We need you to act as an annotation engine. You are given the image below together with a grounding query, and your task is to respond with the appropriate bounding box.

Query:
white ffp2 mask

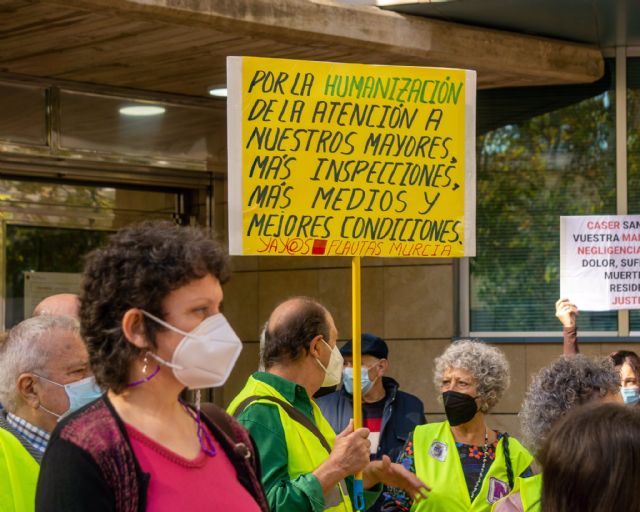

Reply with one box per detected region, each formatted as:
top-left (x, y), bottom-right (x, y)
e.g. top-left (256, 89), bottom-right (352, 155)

top-left (316, 338), bottom-right (344, 388)
top-left (141, 311), bottom-right (242, 389)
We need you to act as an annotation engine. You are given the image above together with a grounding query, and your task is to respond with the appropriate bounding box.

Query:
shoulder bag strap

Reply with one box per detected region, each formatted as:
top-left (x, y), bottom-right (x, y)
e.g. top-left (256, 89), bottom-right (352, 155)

top-left (234, 395), bottom-right (333, 453)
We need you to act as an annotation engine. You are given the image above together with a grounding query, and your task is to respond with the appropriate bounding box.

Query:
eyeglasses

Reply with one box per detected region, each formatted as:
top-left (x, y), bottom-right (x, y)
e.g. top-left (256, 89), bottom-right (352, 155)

top-left (343, 359), bottom-right (384, 369)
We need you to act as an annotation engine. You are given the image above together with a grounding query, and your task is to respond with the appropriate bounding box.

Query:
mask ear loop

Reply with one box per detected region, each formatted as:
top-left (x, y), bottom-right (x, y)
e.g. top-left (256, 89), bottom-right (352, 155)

top-left (179, 391), bottom-right (217, 457)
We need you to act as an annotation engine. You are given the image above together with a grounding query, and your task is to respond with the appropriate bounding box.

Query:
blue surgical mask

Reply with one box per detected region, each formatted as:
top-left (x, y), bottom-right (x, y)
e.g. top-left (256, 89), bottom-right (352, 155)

top-left (621, 386), bottom-right (640, 405)
top-left (342, 365), bottom-right (378, 395)
top-left (37, 375), bottom-right (102, 420)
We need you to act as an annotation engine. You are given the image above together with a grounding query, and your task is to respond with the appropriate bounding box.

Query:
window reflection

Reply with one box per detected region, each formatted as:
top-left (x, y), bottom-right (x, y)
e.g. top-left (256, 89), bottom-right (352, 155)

top-left (471, 91), bottom-right (617, 332)
top-left (59, 91), bottom-right (224, 163)
top-left (0, 82), bottom-right (47, 145)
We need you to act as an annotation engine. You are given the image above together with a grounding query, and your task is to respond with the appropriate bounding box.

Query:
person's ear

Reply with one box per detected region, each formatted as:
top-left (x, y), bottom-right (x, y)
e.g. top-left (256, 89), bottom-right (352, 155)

top-left (16, 372), bottom-right (41, 409)
top-left (122, 309), bottom-right (150, 349)
top-left (308, 335), bottom-right (325, 358)
top-left (378, 358), bottom-right (389, 376)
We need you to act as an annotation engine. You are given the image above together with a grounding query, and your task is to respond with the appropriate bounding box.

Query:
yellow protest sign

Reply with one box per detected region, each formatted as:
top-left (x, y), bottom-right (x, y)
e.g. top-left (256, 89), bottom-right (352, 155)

top-left (227, 57), bottom-right (476, 257)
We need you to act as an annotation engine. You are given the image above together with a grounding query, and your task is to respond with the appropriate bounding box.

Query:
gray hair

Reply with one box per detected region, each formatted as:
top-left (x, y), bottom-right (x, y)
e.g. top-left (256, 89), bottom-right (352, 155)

top-left (0, 315), bottom-right (79, 412)
top-left (258, 322), bottom-right (267, 372)
top-left (433, 339), bottom-right (510, 412)
top-left (519, 354), bottom-right (619, 456)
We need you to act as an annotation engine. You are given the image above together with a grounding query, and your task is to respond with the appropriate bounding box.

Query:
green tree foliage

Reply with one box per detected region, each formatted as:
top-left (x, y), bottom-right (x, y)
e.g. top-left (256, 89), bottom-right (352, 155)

top-left (471, 92), bottom-right (617, 331)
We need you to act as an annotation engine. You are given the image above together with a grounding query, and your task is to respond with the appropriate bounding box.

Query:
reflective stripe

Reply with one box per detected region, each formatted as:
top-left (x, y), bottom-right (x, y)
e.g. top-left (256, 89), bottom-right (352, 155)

top-left (325, 480), bottom-right (349, 509)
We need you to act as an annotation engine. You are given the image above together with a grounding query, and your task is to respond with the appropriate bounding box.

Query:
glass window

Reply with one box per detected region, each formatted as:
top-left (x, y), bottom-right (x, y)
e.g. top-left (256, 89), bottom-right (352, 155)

top-left (58, 90), bottom-right (224, 163)
top-left (628, 58), bottom-right (640, 332)
top-left (5, 225), bottom-right (109, 327)
top-left (1, 179), bottom-right (180, 328)
top-left (0, 81), bottom-right (47, 146)
top-left (471, 84), bottom-right (617, 332)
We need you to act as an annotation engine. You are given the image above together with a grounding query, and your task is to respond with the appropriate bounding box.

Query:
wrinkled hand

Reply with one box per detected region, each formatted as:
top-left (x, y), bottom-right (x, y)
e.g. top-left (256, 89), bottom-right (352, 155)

top-left (555, 298), bottom-right (578, 328)
top-left (314, 420), bottom-right (371, 494)
top-left (364, 455), bottom-right (430, 503)
top-left (330, 419), bottom-right (371, 476)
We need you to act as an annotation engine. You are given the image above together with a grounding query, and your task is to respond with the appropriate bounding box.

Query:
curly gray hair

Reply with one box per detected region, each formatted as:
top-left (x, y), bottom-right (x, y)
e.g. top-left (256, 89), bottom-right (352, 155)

top-left (433, 339), bottom-right (510, 413)
top-left (519, 354), bottom-right (619, 456)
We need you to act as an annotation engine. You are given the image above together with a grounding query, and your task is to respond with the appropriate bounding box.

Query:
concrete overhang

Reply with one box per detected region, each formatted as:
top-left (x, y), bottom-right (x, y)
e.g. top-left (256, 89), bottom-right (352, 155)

top-left (0, 0), bottom-right (604, 97)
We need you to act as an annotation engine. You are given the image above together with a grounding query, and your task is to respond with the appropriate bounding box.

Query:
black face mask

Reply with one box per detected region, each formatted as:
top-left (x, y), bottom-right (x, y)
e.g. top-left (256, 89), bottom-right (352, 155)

top-left (442, 390), bottom-right (478, 426)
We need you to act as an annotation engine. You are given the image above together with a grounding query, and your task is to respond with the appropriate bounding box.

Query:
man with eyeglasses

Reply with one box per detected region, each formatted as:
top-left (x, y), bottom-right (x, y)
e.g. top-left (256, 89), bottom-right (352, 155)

top-left (317, 333), bottom-right (426, 512)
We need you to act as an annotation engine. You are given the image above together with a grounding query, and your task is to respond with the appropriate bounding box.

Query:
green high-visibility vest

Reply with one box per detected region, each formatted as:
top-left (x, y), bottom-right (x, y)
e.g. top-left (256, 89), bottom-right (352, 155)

top-left (228, 376), bottom-right (352, 512)
top-left (0, 427), bottom-right (39, 512)
top-left (412, 422), bottom-right (534, 512)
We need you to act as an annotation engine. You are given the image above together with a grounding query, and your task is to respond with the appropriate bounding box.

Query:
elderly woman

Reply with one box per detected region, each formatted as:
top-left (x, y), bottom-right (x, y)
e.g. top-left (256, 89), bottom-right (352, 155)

top-left (35, 221), bottom-right (268, 512)
top-left (382, 339), bottom-right (533, 511)
top-left (493, 354), bottom-right (619, 512)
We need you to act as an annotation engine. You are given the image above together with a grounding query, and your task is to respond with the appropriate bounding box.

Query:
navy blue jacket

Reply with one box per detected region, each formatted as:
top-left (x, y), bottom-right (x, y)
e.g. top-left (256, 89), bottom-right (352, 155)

top-left (316, 377), bottom-right (425, 463)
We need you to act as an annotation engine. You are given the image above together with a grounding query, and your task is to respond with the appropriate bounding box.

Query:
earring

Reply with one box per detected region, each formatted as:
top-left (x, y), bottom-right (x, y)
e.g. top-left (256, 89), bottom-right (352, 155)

top-left (141, 353), bottom-right (149, 375)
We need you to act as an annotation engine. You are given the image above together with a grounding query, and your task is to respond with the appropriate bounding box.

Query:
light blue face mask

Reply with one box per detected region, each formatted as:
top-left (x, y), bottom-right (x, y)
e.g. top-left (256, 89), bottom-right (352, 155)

top-left (342, 365), bottom-right (378, 396)
top-left (37, 375), bottom-right (102, 420)
top-left (620, 386), bottom-right (640, 406)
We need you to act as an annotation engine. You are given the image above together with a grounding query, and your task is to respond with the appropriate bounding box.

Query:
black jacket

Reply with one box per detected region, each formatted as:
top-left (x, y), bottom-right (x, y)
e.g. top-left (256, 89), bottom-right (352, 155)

top-left (316, 377), bottom-right (425, 463)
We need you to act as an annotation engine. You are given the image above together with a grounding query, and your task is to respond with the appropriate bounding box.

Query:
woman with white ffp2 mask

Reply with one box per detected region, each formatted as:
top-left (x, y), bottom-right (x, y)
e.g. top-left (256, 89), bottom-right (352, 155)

top-left (35, 221), bottom-right (268, 512)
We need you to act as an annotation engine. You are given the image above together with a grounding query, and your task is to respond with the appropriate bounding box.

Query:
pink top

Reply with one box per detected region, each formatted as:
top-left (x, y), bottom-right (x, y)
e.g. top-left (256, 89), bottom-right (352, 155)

top-left (126, 422), bottom-right (261, 512)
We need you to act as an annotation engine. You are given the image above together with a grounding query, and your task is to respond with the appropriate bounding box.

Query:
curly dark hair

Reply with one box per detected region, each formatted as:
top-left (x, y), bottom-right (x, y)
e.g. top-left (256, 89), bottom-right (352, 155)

top-left (610, 350), bottom-right (640, 383)
top-left (80, 220), bottom-right (229, 393)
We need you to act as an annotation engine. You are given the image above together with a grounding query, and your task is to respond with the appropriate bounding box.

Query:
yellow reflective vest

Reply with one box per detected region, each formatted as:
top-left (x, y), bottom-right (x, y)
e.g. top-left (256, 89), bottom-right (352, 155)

top-left (519, 473), bottom-right (541, 511)
top-left (412, 422), bottom-right (534, 512)
top-left (490, 473), bottom-right (542, 512)
top-left (0, 427), bottom-right (39, 512)
top-left (228, 376), bottom-right (352, 512)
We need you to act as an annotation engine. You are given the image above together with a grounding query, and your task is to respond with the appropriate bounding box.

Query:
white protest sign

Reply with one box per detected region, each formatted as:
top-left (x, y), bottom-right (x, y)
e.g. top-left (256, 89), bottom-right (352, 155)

top-left (560, 215), bottom-right (640, 311)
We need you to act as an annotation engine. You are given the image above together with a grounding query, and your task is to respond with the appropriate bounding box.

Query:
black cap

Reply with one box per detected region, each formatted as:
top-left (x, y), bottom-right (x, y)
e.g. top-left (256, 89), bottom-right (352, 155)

top-left (340, 333), bottom-right (388, 359)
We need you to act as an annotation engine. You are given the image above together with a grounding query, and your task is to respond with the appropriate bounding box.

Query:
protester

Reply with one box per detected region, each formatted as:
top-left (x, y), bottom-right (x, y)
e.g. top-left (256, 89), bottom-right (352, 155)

top-left (32, 294), bottom-right (80, 318)
top-left (610, 350), bottom-right (640, 405)
top-left (554, 298), bottom-right (579, 356)
top-left (556, 298), bottom-right (640, 405)
top-left (539, 402), bottom-right (640, 512)
top-left (0, 293), bottom-right (81, 415)
top-left (382, 339), bottom-right (533, 511)
top-left (492, 354), bottom-right (620, 512)
top-left (317, 333), bottom-right (425, 512)
top-left (0, 315), bottom-right (99, 512)
top-left (228, 296), bottom-right (429, 512)
top-left (35, 220), bottom-right (268, 512)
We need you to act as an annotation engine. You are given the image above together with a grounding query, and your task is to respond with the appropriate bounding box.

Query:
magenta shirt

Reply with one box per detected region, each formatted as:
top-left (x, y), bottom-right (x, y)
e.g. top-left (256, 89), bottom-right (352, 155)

top-left (126, 423), bottom-right (261, 512)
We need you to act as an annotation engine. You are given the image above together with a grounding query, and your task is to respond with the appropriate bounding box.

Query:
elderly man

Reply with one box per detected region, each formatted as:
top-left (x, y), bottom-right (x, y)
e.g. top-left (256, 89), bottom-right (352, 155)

top-left (0, 295), bottom-right (80, 416)
top-left (228, 296), bottom-right (428, 512)
top-left (317, 334), bottom-right (425, 512)
top-left (32, 293), bottom-right (80, 318)
top-left (0, 315), bottom-right (101, 511)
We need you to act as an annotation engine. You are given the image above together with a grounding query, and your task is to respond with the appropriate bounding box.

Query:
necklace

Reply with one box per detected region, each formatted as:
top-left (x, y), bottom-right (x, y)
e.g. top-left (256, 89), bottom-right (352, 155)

top-left (470, 428), bottom-right (489, 501)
